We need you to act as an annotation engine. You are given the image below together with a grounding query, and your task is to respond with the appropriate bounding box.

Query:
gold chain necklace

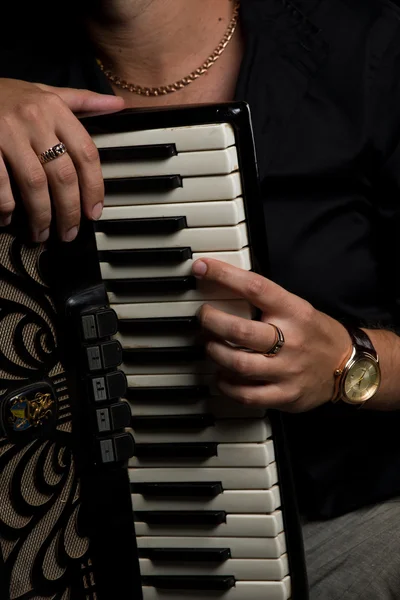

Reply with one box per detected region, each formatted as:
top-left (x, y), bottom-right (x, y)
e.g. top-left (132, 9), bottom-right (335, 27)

top-left (97, 0), bottom-right (240, 97)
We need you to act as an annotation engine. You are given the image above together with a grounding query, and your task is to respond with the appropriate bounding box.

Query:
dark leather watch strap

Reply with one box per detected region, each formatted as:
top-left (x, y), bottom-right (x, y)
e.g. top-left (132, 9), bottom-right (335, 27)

top-left (345, 326), bottom-right (377, 358)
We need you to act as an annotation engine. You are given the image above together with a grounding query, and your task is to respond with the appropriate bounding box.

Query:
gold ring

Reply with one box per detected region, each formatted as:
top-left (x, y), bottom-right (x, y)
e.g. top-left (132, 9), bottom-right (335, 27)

top-left (38, 142), bottom-right (67, 165)
top-left (232, 323), bottom-right (285, 357)
top-left (263, 323), bottom-right (285, 357)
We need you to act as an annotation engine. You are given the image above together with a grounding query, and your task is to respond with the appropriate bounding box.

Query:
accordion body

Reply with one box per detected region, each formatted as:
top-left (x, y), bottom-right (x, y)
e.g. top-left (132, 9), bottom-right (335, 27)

top-left (0, 103), bottom-right (308, 599)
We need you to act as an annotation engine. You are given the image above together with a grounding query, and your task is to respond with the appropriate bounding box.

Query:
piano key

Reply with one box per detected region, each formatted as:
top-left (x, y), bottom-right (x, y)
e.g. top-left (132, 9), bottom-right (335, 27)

top-left (95, 222), bottom-right (248, 251)
top-left (139, 556), bottom-right (289, 581)
top-left (117, 330), bottom-right (199, 348)
top-left (99, 143), bottom-right (177, 161)
top-left (135, 510), bottom-right (227, 526)
top-left (107, 279), bottom-right (240, 304)
top-left (141, 575), bottom-right (235, 591)
top-left (104, 175), bottom-right (182, 194)
top-left (100, 247), bottom-right (252, 279)
top-left (129, 441), bottom-right (275, 468)
top-left (131, 488), bottom-right (281, 514)
top-left (123, 346), bottom-right (204, 365)
top-left (93, 123), bottom-right (235, 152)
top-left (134, 512), bottom-right (284, 538)
top-left (137, 534), bottom-right (287, 559)
top-left (129, 418), bottom-right (272, 443)
top-left (100, 147), bottom-right (238, 179)
top-left (120, 358), bottom-right (214, 375)
top-left (142, 578), bottom-right (291, 600)
top-left (132, 414), bottom-right (215, 430)
top-left (138, 548), bottom-right (232, 562)
top-left (99, 247), bottom-right (193, 265)
top-left (128, 463), bottom-right (278, 489)
top-left (118, 316), bottom-right (198, 334)
top-left (95, 216), bottom-right (187, 234)
top-left (113, 299), bottom-right (252, 321)
top-left (106, 276), bottom-right (196, 295)
top-left (101, 197), bottom-right (245, 227)
top-left (104, 172), bottom-right (242, 206)
top-left (131, 482), bottom-right (224, 498)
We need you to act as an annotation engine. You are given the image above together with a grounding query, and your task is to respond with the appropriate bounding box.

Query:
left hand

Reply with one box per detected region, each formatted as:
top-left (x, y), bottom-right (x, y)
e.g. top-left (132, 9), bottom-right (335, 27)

top-left (192, 258), bottom-right (351, 413)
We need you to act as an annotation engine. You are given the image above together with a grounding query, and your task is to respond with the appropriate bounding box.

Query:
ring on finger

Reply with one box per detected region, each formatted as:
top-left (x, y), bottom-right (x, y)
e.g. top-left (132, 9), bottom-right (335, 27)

top-left (38, 142), bottom-right (67, 165)
top-left (235, 322), bottom-right (285, 358)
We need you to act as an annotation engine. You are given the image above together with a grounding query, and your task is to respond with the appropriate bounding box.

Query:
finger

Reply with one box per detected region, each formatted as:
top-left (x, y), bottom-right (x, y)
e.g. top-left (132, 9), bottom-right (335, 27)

top-left (216, 375), bottom-right (293, 410)
top-left (199, 304), bottom-right (277, 353)
top-left (55, 117), bottom-right (104, 222)
top-left (192, 259), bottom-right (293, 312)
top-left (35, 83), bottom-right (125, 115)
top-left (32, 137), bottom-right (80, 242)
top-left (3, 140), bottom-right (52, 242)
top-left (0, 153), bottom-right (15, 226)
top-left (206, 339), bottom-right (273, 380)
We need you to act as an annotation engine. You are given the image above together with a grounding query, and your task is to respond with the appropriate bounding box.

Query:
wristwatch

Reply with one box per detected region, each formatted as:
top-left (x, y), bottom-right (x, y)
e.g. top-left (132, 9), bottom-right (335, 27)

top-left (332, 326), bottom-right (381, 406)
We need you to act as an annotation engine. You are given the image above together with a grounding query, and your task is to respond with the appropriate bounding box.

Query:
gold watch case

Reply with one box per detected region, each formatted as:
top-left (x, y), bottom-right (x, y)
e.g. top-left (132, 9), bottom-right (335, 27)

top-left (337, 347), bottom-right (381, 405)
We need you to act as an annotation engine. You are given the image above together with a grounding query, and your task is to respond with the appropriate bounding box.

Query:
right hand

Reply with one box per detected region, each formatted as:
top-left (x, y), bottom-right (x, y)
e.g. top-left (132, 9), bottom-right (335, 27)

top-left (0, 78), bottom-right (125, 242)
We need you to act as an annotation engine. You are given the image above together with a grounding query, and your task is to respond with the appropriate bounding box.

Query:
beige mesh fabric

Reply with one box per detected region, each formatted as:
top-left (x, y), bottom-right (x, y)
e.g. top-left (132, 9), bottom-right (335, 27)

top-left (64, 505), bottom-right (90, 559)
top-left (0, 233), bottom-right (17, 273)
top-left (20, 244), bottom-right (47, 286)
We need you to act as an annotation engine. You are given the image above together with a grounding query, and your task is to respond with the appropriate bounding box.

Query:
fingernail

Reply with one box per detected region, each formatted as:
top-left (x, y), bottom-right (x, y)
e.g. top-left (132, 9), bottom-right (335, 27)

top-left (192, 260), bottom-right (208, 278)
top-left (0, 214), bottom-right (12, 227)
top-left (37, 228), bottom-right (50, 242)
top-left (92, 202), bottom-right (103, 220)
top-left (63, 226), bottom-right (79, 242)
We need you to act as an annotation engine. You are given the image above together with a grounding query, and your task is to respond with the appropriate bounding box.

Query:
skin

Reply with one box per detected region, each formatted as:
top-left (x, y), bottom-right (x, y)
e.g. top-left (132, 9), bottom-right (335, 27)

top-left (1, 0), bottom-right (399, 412)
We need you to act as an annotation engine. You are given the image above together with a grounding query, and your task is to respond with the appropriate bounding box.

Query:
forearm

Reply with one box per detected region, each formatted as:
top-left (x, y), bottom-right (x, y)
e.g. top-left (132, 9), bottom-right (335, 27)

top-left (363, 328), bottom-right (400, 410)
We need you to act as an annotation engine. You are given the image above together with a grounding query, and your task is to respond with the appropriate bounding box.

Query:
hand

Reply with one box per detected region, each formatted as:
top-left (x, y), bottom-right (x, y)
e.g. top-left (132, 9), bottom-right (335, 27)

top-left (192, 258), bottom-right (351, 413)
top-left (0, 78), bottom-right (124, 242)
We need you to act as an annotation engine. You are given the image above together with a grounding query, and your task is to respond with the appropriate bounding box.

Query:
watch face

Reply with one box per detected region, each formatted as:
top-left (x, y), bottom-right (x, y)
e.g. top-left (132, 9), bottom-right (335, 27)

top-left (344, 357), bottom-right (381, 403)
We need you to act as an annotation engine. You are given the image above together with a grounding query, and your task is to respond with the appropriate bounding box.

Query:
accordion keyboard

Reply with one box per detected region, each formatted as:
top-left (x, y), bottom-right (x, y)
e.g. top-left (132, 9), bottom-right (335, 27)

top-left (87, 104), bottom-right (307, 600)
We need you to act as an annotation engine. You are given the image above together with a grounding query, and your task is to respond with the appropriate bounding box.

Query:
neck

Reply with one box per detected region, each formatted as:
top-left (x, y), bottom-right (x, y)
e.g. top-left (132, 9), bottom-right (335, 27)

top-left (86, 0), bottom-right (238, 89)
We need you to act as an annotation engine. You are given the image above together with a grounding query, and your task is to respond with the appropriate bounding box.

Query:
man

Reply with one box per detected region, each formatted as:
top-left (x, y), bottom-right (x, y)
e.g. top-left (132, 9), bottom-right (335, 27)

top-left (1, 0), bottom-right (400, 597)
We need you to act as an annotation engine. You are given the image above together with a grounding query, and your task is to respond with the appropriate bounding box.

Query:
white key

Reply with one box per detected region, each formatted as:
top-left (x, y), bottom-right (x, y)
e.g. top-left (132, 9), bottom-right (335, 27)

top-left (130, 441), bottom-right (275, 468)
top-left (139, 556), bottom-right (289, 581)
top-left (132, 488), bottom-right (281, 514)
top-left (129, 463), bottom-right (278, 489)
top-left (117, 331), bottom-right (198, 348)
top-left (129, 396), bottom-right (266, 419)
top-left (137, 534), bottom-right (287, 559)
top-left (100, 147), bottom-right (239, 179)
top-left (104, 173), bottom-right (242, 205)
top-left (101, 198), bottom-right (245, 227)
top-left (95, 222), bottom-right (248, 251)
top-left (93, 123), bottom-right (235, 152)
top-left (134, 512), bottom-right (284, 538)
top-left (101, 248), bottom-right (252, 280)
top-left (120, 359), bottom-right (215, 375)
top-left (107, 280), bottom-right (240, 304)
top-left (113, 299), bottom-right (252, 320)
top-left (142, 579), bottom-right (291, 600)
top-left (129, 419), bottom-right (271, 443)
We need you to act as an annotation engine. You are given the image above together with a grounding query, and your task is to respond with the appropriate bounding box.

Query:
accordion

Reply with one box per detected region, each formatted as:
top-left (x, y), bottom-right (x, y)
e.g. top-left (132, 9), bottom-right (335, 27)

top-left (0, 103), bottom-right (308, 599)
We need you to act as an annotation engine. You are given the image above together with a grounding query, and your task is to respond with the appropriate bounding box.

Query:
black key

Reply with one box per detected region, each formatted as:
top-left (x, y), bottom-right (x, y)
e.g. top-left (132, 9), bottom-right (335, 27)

top-left (81, 308), bottom-right (118, 340)
top-left (141, 575), bottom-right (236, 591)
top-left (130, 482), bottom-right (223, 497)
top-left (106, 276), bottom-right (196, 294)
top-left (96, 402), bottom-right (132, 433)
top-left (99, 143), bottom-right (177, 161)
top-left (104, 175), bottom-right (182, 194)
top-left (89, 371), bottom-right (127, 403)
top-left (118, 316), bottom-right (198, 334)
top-left (98, 432), bottom-right (135, 464)
top-left (123, 346), bottom-right (204, 365)
top-left (125, 385), bottom-right (209, 402)
top-left (138, 548), bottom-right (231, 562)
top-left (96, 216), bottom-right (187, 235)
top-left (85, 340), bottom-right (123, 372)
top-left (98, 247), bottom-right (192, 265)
top-left (135, 511), bottom-right (226, 526)
top-left (131, 414), bottom-right (214, 430)
top-left (134, 442), bottom-right (218, 459)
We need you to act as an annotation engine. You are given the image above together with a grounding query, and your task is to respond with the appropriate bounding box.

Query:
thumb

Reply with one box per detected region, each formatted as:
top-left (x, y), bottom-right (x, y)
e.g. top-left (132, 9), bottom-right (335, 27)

top-left (35, 83), bottom-right (125, 115)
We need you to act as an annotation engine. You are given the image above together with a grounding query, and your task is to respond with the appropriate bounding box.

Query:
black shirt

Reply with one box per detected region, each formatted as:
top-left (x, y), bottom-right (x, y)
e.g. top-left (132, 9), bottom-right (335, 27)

top-left (2, 0), bottom-right (400, 519)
